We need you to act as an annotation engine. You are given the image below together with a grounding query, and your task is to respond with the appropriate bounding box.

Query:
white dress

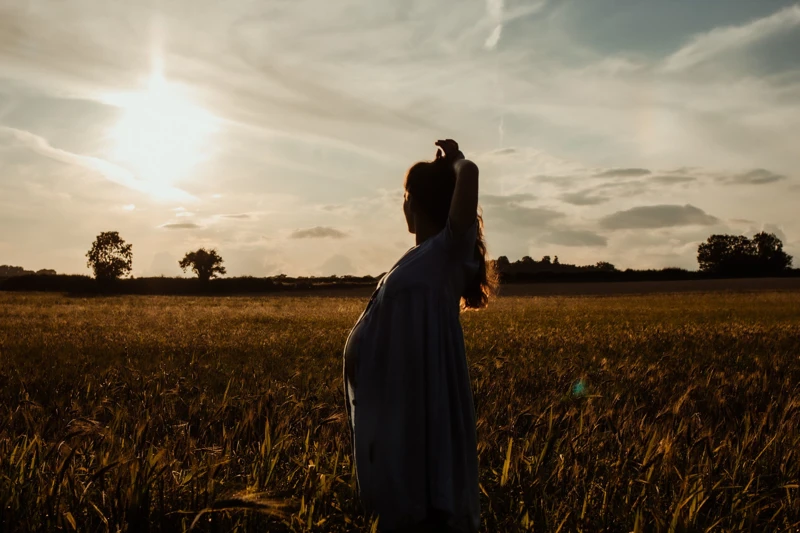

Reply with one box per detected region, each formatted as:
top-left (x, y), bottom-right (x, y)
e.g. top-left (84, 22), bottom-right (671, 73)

top-left (344, 220), bottom-right (480, 532)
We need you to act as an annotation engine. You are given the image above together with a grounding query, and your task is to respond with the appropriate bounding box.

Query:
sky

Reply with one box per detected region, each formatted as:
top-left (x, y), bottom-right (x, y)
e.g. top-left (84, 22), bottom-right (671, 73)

top-left (1, 0), bottom-right (799, 276)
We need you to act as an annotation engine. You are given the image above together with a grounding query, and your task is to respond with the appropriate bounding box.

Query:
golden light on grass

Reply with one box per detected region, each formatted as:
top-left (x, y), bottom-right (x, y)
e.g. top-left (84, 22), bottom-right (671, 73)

top-left (1, 292), bottom-right (799, 531)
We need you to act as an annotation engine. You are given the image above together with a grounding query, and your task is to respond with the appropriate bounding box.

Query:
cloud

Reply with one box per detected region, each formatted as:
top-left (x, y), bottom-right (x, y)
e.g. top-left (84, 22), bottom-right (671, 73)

top-left (480, 193), bottom-right (565, 228)
top-left (762, 224), bottom-right (787, 242)
top-left (651, 175), bottom-right (697, 185)
top-left (487, 205), bottom-right (565, 228)
top-left (594, 168), bottom-right (651, 178)
top-left (148, 251), bottom-right (180, 276)
top-left (484, 0), bottom-right (504, 50)
top-left (218, 213), bottom-right (252, 219)
top-left (290, 226), bottom-right (348, 239)
top-left (726, 168), bottom-right (787, 185)
top-left (599, 204), bottom-right (719, 230)
top-left (662, 5), bottom-right (800, 73)
top-left (482, 193), bottom-right (535, 206)
top-left (161, 223), bottom-right (201, 230)
top-left (0, 126), bottom-right (195, 202)
top-left (559, 190), bottom-right (608, 206)
top-left (540, 229), bottom-right (608, 247)
top-left (318, 254), bottom-right (355, 276)
top-left (555, 170), bottom-right (700, 208)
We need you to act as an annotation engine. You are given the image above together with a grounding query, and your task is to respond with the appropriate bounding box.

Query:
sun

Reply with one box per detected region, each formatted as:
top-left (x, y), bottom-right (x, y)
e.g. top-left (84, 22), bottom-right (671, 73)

top-left (107, 72), bottom-right (218, 185)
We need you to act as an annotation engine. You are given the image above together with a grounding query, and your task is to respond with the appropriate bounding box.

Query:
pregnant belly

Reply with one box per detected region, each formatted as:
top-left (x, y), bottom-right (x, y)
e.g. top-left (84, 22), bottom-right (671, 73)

top-left (344, 316), bottom-right (368, 431)
top-left (344, 317), bottom-right (365, 388)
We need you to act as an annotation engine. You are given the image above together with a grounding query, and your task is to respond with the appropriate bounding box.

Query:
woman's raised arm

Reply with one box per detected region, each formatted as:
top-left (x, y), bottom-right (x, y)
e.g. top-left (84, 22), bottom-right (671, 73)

top-left (436, 139), bottom-right (479, 237)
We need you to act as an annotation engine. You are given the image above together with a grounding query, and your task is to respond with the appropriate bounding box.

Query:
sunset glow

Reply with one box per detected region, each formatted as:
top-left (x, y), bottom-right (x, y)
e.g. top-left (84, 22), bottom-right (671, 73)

top-left (107, 71), bottom-right (217, 186)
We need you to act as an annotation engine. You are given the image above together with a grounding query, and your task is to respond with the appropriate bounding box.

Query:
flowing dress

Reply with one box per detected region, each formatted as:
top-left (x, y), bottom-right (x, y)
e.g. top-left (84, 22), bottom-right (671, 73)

top-left (343, 220), bottom-right (480, 532)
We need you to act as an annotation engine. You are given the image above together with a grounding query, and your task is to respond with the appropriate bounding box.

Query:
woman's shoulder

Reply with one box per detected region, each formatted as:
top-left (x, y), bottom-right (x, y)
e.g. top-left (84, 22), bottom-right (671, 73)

top-left (380, 243), bottom-right (448, 297)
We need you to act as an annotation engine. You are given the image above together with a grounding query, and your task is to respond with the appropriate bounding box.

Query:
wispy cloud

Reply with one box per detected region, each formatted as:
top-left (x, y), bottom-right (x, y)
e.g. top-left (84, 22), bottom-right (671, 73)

top-left (560, 190), bottom-right (609, 206)
top-left (484, 0), bottom-right (504, 50)
top-left (662, 5), bottom-right (800, 72)
top-left (540, 229), bottom-right (608, 247)
top-left (595, 168), bottom-right (651, 178)
top-left (161, 222), bottom-right (201, 230)
top-left (599, 205), bottom-right (720, 230)
top-left (725, 169), bottom-right (788, 185)
top-left (290, 226), bottom-right (348, 239)
top-left (0, 126), bottom-right (194, 202)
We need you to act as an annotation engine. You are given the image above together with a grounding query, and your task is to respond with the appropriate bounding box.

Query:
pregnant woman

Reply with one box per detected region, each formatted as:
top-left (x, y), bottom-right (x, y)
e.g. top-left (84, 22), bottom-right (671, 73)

top-left (344, 139), bottom-right (496, 532)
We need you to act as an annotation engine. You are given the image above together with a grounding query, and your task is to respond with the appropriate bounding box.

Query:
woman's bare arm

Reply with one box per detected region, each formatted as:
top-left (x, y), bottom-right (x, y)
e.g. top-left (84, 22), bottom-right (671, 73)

top-left (435, 139), bottom-right (478, 237)
top-left (448, 159), bottom-right (479, 237)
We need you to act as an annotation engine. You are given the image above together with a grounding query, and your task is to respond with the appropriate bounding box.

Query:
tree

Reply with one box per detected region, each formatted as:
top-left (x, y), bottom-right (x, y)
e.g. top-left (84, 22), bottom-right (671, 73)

top-left (495, 256), bottom-right (510, 272)
top-left (179, 248), bottom-right (226, 282)
top-left (0, 265), bottom-right (33, 277)
top-left (752, 232), bottom-right (793, 274)
top-left (697, 232), bottom-right (792, 275)
top-left (594, 261), bottom-right (617, 272)
top-left (541, 255), bottom-right (551, 264)
top-left (86, 231), bottom-right (132, 281)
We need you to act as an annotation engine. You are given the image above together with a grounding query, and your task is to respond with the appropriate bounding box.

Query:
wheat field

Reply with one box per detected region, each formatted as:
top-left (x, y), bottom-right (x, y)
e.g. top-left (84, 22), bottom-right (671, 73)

top-left (1, 291), bottom-right (799, 532)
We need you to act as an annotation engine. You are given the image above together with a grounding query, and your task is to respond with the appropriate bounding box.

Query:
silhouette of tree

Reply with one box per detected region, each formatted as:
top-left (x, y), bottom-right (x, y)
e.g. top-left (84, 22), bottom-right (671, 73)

top-left (0, 265), bottom-right (33, 277)
top-left (553, 256), bottom-right (560, 265)
top-left (594, 261), bottom-right (617, 272)
top-left (752, 232), bottom-right (793, 274)
top-left (179, 248), bottom-right (226, 282)
top-left (698, 232), bottom-right (792, 275)
top-left (86, 232), bottom-right (132, 281)
top-left (541, 255), bottom-right (552, 264)
top-left (495, 256), bottom-right (510, 272)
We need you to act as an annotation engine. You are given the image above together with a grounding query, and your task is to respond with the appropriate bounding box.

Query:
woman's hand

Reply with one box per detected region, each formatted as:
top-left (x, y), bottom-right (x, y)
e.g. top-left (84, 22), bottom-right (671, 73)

top-left (435, 139), bottom-right (465, 163)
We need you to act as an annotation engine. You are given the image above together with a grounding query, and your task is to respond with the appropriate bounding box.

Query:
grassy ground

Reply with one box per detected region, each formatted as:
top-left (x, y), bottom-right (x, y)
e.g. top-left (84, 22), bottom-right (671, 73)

top-left (1, 292), bottom-right (799, 532)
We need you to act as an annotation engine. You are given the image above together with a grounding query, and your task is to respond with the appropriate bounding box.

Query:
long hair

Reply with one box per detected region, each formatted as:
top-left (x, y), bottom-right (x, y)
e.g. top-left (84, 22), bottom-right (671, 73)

top-left (404, 159), bottom-right (498, 310)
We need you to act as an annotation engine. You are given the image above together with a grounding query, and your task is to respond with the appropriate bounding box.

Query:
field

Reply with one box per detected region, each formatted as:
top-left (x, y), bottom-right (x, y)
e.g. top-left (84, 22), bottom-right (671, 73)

top-left (1, 291), bottom-right (800, 532)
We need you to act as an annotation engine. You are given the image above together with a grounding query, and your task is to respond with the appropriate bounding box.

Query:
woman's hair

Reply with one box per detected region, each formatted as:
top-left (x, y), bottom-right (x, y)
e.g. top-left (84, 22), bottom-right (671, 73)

top-left (404, 159), bottom-right (498, 309)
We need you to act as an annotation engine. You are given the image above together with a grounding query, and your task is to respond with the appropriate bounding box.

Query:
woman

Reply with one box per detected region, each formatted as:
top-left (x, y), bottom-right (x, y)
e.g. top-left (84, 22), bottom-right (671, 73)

top-left (344, 139), bottom-right (496, 532)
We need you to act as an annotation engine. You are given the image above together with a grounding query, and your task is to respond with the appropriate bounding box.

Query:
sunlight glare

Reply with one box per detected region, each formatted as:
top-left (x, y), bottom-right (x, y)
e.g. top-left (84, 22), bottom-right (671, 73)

top-left (107, 72), bottom-right (218, 186)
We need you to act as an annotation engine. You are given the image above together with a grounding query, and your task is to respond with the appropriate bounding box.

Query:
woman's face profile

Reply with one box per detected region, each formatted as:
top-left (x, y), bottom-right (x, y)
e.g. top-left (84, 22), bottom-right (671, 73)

top-left (403, 191), bottom-right (415, 234)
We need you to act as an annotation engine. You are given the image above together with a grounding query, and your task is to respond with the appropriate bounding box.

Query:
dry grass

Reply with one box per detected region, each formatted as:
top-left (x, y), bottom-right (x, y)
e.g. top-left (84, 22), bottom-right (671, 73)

top-left (1, 292), bottom-right (799, 532)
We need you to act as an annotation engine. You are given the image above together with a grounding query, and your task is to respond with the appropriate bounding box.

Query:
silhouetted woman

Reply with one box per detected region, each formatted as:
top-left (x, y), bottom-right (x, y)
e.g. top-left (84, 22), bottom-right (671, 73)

top-left (344, 139), bottom-right (496, 532)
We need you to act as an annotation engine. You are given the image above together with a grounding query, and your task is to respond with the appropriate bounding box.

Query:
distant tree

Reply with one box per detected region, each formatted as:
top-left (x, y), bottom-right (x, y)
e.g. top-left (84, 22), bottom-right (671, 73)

top-left (698, 235), bottom-right (750, 274)
top-left (752, 232), bottom-right (793, 274)
top-left (496, 256), bottom-right (510, 272)
top-left (541, 255), bottom-right (552, 264)
top-left (698, 232), bottom-right (791, 275)
top-left (0, 265), bottom-right (33, 277)
top-left (521, 256), bottom-right (534, 265)
top-left (594, 261), bottom-right (617, 272)
top-left (179, 248), bottom-right (226, 282)
top-left (553, 256), bottom-right (560, 265)
top-left (86, 231), bottom-right (133, 281)
top-left (35, 269), bottom-right (57, 276)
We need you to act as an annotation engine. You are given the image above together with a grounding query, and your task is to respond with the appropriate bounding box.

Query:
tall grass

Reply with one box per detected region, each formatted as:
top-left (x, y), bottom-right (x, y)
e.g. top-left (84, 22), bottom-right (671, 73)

top-left (1, 292), bottom-right (799, 531)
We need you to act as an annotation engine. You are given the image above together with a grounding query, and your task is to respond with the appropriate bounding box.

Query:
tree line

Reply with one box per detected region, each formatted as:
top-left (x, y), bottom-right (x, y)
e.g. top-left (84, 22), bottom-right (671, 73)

top-left (1, 230), bottom-right (795, 292)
